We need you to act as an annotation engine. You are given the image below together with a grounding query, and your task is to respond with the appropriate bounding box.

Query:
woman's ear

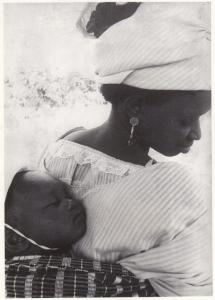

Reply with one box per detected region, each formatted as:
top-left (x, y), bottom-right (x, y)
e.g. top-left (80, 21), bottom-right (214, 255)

top-left (5, 227), bottom-right (30, 257)
top-left (121, 95), bottom-right (143, 118)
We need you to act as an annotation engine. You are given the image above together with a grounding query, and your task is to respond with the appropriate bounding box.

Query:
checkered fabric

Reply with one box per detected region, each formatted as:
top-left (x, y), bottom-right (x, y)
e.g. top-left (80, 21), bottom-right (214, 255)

top-left (5, 255), bottom-right (158, 297)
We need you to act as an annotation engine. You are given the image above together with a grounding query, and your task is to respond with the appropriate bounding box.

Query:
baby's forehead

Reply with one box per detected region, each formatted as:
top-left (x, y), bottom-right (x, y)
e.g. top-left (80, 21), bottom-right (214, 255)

top-left (25, 170), bottom-right (56, 180)
top-left (14, 170), bottom-right (66, 200)
top-left (22, 170), bottom-right (61, 186)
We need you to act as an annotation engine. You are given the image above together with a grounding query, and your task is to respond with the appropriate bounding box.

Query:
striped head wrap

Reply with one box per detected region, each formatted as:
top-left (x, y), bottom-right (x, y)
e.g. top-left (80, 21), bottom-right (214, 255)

top-left (94, 2), bottom-right (211, 90)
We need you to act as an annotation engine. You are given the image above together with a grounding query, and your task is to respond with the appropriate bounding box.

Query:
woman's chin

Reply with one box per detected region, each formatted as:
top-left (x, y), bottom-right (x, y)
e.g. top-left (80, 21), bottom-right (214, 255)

top-left (153, 146), bottom-right (181, 157)
top-left (156, 145), bottom-right (192, 157)
top-left (179, 147), bottom-right (191, 154)
top-left (176, 145), bottom-right (192, 154)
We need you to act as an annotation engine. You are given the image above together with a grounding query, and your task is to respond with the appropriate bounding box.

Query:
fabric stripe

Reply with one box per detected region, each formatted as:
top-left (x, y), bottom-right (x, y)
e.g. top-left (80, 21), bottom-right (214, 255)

top-left (87, 273), bottom-right (96, 297)
top-left (54, 270), bottom-right (64, 297)
top-left (24, 274), bottom-right (34, 297)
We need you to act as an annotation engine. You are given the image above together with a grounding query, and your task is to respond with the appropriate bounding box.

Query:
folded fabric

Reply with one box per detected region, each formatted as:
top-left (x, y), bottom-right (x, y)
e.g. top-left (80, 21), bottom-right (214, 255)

top-left (95, 2), bottom-right (210, 90)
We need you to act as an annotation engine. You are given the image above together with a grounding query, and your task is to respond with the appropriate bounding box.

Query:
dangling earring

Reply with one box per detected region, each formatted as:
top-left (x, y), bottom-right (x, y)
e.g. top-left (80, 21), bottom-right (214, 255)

top-left (128, 117), bottom-right (139, 146)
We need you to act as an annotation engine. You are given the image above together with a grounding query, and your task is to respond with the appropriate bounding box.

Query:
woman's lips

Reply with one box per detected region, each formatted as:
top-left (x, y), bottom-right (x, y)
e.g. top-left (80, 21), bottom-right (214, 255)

top-left (178, 142), bottom-right (193, 153)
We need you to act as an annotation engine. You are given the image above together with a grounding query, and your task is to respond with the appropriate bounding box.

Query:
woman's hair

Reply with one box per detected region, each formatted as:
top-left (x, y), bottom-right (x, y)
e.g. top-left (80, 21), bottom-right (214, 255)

top-left (101, 84), bottom-right (175, 106)
top-left (100, 84), bottom-right (208, 107)
top-left (86, 2), bottom-right (140, 37)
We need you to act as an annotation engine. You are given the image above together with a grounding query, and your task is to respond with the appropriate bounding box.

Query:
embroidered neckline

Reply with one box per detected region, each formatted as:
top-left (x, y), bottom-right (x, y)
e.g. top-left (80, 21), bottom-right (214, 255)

top-left (58, 139), bottom-right (153, 169)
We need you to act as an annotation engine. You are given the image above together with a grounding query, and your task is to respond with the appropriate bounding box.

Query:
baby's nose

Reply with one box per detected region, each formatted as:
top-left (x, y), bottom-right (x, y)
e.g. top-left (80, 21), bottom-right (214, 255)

top-left (66, 199), bottom-right (81, 210)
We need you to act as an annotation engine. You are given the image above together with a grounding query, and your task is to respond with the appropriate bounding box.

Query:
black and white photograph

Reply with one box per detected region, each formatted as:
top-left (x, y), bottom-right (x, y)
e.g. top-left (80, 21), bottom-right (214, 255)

top-left (3, 1), bottom-right (212, 297)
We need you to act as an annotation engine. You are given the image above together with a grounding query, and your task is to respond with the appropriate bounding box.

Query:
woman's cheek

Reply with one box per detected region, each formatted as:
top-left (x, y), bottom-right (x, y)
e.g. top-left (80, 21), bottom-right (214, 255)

top-left (178, 126), bottom-right (191, 139)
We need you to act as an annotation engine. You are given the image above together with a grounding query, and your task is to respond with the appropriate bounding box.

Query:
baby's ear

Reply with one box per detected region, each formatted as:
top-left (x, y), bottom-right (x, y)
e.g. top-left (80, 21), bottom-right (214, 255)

top-left (5, 227), bottom-right (30, 257)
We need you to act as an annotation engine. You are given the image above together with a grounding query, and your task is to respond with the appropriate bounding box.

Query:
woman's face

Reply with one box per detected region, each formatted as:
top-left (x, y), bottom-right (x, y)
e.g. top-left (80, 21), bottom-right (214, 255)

top-left (136, 91), bottom-right (211, 156)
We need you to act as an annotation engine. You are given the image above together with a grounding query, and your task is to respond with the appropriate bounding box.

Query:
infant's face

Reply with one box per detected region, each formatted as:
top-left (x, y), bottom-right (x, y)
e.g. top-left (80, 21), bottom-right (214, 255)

top-left (17, 171), bottom-right (86, 249)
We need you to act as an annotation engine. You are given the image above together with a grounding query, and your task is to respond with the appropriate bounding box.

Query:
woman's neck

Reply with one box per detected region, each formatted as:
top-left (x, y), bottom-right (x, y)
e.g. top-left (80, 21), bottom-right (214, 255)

top-left (98, 123), bottom-right (150, 166)
top-left (75, 111), bottom-right (151, 166)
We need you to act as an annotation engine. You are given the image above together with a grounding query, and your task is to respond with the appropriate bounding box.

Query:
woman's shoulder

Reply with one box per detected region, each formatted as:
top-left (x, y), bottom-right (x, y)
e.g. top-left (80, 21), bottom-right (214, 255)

top-left (39, 139), bottom-right (93, 165)
top-left (39, 127), bottom-right (92, 163)
top-left (58, 127), bottom-right (86, 140)
top-left (61, 127), bottom-right (100, 147)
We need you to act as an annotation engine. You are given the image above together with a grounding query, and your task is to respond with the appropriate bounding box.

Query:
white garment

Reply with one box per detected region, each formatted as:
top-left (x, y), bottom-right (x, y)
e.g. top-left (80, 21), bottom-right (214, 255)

top-left (39, 140), bottom-right (212, 296)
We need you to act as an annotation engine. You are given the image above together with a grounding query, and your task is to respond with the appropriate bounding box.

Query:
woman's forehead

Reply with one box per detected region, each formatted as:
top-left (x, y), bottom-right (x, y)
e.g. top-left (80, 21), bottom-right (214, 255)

top-left (163, 91), bottom-right (211, 116)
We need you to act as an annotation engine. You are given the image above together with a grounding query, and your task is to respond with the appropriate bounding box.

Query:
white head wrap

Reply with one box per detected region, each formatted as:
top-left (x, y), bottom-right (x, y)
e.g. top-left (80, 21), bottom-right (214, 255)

top-left (95, 2), bottom-right (210, 90)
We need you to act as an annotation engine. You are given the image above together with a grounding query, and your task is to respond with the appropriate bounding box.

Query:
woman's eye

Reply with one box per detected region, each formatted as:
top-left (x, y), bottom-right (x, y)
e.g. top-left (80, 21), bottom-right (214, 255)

top-left (180, 119), bottom-right (190, 127)
top-left (180, 117), bottom-right (197, 127)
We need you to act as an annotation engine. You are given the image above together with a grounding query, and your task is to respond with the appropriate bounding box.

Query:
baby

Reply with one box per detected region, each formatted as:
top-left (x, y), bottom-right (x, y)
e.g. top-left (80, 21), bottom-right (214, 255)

top-left (5, 169), bottom-right (86, 258)
top-left (5, 171), bottom-right (157, 297)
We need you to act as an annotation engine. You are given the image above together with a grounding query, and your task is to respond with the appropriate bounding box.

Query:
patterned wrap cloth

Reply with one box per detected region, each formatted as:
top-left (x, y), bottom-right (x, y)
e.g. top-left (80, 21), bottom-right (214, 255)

top-left (5, 255), bottom-right (157, 298)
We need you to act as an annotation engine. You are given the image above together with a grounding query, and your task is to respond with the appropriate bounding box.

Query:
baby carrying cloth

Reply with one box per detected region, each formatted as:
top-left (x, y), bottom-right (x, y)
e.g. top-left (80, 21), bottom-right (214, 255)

top-left (5, 255), bottom-right (157, 297)
top-left (95, 2), bottom-right (211, 90)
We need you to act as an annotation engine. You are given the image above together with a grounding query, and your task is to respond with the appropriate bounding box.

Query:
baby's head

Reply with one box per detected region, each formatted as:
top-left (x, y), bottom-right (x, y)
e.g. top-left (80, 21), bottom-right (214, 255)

top-left (5, 169), bottom-right (86, 258)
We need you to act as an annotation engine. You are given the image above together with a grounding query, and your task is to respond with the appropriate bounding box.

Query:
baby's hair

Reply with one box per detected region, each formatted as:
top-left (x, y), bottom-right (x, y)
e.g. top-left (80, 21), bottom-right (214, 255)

top-left (86, 2), bottom-right (140, 37)
top-left (5, 169), bottom-right (33, 226)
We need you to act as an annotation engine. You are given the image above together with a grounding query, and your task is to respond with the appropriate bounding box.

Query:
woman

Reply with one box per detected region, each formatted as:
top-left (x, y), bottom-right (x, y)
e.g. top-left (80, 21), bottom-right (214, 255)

top-left (39, 2), bottom-right (211, 296)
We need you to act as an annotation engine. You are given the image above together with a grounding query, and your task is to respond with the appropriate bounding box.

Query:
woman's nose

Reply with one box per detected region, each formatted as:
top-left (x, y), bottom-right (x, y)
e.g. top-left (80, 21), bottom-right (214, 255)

top-left (189, 120), bottom-right (201, 141)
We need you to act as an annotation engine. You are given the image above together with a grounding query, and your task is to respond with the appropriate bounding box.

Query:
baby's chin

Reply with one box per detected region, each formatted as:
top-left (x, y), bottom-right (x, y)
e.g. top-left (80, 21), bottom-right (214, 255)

top-left (72, 224), bottom-right (87, 243)
top-left (39, 221), bottom-right (86, 249)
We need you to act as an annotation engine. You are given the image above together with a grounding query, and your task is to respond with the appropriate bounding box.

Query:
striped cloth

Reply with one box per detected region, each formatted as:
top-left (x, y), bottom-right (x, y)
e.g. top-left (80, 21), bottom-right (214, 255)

top-left (5, 255), bottom-right (157, 297)
top-left (94, 2), bottom-right (210, 90)
top-left (39, 139), bottom-right (212, 296)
